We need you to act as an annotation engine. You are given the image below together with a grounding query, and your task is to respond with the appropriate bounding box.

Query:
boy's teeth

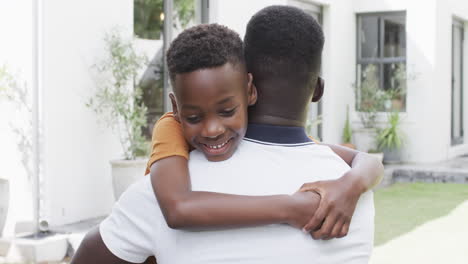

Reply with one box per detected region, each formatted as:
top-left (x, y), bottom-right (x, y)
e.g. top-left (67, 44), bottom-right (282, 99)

top-left (207, 141), bottom-right (228, 149)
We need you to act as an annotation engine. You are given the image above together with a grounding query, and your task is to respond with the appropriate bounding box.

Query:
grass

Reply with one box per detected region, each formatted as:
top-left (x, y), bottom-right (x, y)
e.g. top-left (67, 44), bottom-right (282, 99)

top-left (374, 183), bottom-right (468, 246)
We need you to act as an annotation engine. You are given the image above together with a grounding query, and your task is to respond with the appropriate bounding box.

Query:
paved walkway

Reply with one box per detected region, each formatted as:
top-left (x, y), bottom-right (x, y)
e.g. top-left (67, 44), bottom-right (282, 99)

top-left (370, 200), bottom-right (468, 264)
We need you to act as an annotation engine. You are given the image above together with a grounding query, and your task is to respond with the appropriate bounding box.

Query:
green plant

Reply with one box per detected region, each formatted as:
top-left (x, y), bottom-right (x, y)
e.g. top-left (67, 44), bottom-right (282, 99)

top-left (134, 0), bottom-right (195, 39)
top-left (306, 115), bottom-right (322, 141)
top-left (0, 65), bottom-right (33, 180)
top-left (342, 105), bottom-right (352, 143)
top-left (354, 64), bottom-right (385, 128)
top-left (377, 111), bottom-right (404, 151)
top-left (87, 29), bottom-right (149, 160)
top-left (387, 63), bottom-right (407, 100)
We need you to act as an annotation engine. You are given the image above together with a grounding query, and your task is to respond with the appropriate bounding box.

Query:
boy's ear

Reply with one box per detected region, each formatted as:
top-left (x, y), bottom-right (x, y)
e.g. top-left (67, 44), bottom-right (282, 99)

top-left (311, 77), bottom-right (324, 103)
top-left (247, 73), bottom-right (258, 106)
top-left (169, 93), bottom-right (180, 122)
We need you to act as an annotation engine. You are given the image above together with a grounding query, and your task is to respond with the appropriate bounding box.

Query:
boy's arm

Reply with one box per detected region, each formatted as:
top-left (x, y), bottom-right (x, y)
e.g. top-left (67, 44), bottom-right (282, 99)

top-left (149, 113), bottom-right (320, 229)
top-left (300, 143), bottom-right (384, 239)
top-left (151, 156), bottom-right (320, 229)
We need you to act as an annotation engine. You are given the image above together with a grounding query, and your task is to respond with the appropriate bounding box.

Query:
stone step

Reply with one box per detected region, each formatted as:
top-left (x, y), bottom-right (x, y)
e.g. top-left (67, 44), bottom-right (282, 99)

top-left (392, 168), bottom-right (468, 184)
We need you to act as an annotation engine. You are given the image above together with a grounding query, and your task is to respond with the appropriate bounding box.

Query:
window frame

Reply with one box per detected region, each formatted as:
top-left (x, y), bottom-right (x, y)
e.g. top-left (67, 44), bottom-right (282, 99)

top-left (451, 18), bottom-right (464, 145)
top-left (356, 11), bottom-right (407, 112)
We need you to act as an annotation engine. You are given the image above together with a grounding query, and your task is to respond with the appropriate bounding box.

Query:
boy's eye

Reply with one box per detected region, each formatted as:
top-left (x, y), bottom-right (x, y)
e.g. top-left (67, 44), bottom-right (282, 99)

top-left (185, 115), bottom-right (201, 124)
top-left (219, 108), bottom-right (236, 117)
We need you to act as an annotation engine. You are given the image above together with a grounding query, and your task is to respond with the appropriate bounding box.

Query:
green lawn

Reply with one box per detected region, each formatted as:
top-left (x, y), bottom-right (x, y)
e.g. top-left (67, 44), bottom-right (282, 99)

top-left (374, 183), bottom-right (468, 246)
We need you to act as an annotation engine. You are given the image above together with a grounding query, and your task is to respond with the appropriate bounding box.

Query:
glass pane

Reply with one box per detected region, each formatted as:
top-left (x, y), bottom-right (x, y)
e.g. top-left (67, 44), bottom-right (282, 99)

top-left (357, 64), bottom-right (382, 110)
top-left (140, 50), bottom-right (165, 138)
top-left (383, 63), bottom-right (406, 111)
top-left (134, 0), bottom-right (196, 40)
top-left (173, 0), bottom-right (196, 31)
top-left (134, 0), bottom-right (164, 40)
top-left (360, 16), bottom-right (379, 59)
top-left (137, 0), bottom-right (197, 138)
top-left (383, 16), bottom-right (406, 58)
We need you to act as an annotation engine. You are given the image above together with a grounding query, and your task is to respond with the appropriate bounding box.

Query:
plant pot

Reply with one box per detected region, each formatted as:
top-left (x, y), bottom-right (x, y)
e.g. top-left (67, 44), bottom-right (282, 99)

top-left (382, 148), bottom-right (402, 164)
top-left (391, 99), bottom-right (404, 111)
top-left (353, 128), bottom-right (378, 152)
top-left (0, 178), bottom-right (9, 237)
top-left (110, 159), bottom-right (148, 200)
top-left (15, 233), bottom-right (68, 263)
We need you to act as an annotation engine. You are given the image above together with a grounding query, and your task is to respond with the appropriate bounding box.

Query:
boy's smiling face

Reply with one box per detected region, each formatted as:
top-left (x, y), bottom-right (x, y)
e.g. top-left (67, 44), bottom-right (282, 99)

top-left (171, 63), bottom-right (257, 162)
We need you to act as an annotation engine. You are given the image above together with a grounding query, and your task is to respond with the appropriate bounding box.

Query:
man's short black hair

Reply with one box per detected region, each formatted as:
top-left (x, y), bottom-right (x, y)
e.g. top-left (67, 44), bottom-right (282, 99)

top-left (167, 23), bottom-right (245, 83)
top-left (244, 5), bottom-right (324, 87)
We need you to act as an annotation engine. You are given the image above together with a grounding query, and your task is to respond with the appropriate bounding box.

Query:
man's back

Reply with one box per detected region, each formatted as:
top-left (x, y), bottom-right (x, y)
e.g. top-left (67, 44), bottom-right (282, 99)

top-left (100, 137), bottom-right (374, 264)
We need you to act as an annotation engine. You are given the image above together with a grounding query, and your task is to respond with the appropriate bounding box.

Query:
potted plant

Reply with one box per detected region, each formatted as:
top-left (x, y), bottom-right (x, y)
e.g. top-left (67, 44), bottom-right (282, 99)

top-left (341, 105), bottom-right (355, 149)
top-left (0, 65), bottom-right (33, 236)
top-left (377, 111), bottom-right (404, 164)
top-left (87, 29), bottom-right (149, 200)
top-left (306, 115), bottom-right (322, 142)
top-left (352, 64), bottom-right (384, 152)
top-left (383, 63), bottom-right (408, 112)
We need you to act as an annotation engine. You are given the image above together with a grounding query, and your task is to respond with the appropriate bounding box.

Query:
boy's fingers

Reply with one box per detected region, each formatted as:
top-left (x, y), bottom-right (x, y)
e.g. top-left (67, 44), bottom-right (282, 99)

top-left (311, 214), bottom-right (336, 240)
top-left (303, 203), bottom-right (327, 232)
top-left (326, 220), bottom-right (344, 240)
top-left (339, 222), bottom-right (350, 238)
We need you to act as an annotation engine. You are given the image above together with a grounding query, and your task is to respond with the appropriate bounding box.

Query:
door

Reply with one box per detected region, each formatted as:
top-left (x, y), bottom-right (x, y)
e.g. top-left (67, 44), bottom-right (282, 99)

top-left (452, 19), bottom-right (464, 145)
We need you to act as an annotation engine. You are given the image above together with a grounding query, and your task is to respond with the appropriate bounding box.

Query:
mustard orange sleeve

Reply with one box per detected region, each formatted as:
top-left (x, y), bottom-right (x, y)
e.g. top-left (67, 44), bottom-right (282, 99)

top-left (308, 136), bottom-right (320, 144)
top-left (144, 112), bottom-right (190, 175)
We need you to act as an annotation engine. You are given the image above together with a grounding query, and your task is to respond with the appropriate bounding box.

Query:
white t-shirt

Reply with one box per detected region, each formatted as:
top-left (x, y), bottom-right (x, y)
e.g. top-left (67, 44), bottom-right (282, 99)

top-left (100, 139), bottom-right (374, 264)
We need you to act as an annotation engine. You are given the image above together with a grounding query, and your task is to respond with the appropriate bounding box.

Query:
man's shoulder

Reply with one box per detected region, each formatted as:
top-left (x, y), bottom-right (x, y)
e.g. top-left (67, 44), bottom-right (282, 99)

top-left (116, 176), bottom-right (155, 206)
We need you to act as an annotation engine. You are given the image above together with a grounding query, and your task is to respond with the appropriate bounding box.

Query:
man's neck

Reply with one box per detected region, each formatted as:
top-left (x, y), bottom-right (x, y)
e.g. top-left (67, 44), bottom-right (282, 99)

top-left (248, 114), bottom-right (305, 127)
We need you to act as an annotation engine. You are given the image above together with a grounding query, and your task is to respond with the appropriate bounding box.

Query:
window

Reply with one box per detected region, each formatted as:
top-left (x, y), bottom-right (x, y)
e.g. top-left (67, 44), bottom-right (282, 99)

top-left (356, 12), bottom-right (406, 112)
top-left (451, 19), bottom-right (464, 145)
top-left (134, 0), bottom-right (196, 40)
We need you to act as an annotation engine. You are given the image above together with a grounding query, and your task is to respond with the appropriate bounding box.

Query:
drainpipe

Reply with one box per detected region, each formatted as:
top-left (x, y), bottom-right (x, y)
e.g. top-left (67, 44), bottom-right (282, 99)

top-left (162, 0), bottom-right (173, 113)
top-left (31, 0), bottom-right (41, 236)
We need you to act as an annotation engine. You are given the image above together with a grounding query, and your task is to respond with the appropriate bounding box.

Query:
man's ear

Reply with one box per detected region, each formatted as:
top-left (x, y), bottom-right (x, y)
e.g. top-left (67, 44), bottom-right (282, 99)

top-left (311, 77), bottom-right (324, 103)
top-left (247, 73), bottom-right (258, 106)
top-left (169, 93), bottom-right (180, 122)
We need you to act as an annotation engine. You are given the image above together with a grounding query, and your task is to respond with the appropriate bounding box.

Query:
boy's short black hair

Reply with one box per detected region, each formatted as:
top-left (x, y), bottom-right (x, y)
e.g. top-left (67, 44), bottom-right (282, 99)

top-left (244, 5), bottom-right (324, 86)
top-left (167, 23), bottom-right (245, 83)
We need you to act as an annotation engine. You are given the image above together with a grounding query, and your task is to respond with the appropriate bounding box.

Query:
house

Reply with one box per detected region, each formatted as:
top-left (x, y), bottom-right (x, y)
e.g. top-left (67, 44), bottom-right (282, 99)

top-left (0, 0), bottom-right (466, 240)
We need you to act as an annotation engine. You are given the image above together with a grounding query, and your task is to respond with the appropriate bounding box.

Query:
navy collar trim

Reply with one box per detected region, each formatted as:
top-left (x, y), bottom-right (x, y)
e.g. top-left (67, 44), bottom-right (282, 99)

top-left (244, 123), bottom-right (314, 145)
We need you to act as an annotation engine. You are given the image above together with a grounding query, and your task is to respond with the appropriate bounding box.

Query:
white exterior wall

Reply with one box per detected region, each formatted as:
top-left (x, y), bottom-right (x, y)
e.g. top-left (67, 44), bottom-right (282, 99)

top-left (40, 0), bottom-right (132, 226)
top-left (0, 0), bottom-right (34, 236)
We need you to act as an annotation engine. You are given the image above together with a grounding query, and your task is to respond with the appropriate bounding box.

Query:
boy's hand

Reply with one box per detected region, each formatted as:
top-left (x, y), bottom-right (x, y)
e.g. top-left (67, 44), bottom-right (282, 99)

top-left (299, 176), bottom-right (362, 240)
top-left (287, 191), bottom-right (321, 229)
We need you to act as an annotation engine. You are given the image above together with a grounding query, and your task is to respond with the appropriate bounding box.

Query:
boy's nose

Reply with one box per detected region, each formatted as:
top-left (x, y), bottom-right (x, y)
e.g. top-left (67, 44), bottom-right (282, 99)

top-left (201, 118), bottom-right (225, 139)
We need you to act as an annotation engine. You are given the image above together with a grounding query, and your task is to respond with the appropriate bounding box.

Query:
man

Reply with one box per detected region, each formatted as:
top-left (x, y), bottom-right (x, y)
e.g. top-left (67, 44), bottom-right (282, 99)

top-left (72, 6), bottom-right (376, 264)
